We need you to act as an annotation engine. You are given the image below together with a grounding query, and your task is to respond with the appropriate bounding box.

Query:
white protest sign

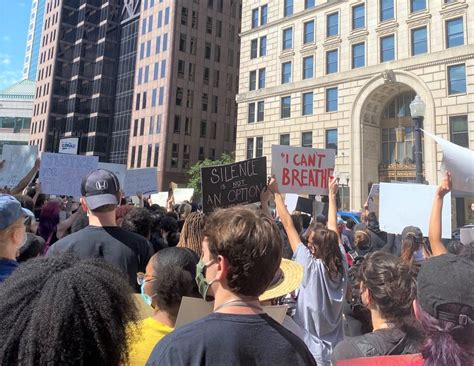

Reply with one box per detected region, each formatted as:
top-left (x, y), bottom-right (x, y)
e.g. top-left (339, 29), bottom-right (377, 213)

top-left (58, 138), bottom-right (79, 155)
top-left (423, 130), bottom-right (474, 196)
top-left (150, 192), bottom-right (169, 207)
top-left (271, 145), bottom-right (335, 195)
top-left (123, 168), bottom-right (158, 196)
top-left (0, 145), bottom-right (38, 188)
top-left (97, 163), bottom-right (127, 188)
top-left (39, 153), bottom-right (98, 197)
top-left (379, 182), bottom-right (452, 238)
top-left (173, 188), bottom-right (194, 203)
top-left (285, 193), bottom-right (299, 213)
top-left (368, 184), bottom-right (380, 214)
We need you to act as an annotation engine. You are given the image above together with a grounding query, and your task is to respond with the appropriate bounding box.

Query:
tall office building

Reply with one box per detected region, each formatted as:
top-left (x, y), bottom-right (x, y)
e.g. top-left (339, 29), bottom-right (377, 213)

top-left (128, 0), bottom-right (241, 188)
top-left (236, 0), bottom-right (473, 225)
top-left (23, 0), bottom-right (46, 80)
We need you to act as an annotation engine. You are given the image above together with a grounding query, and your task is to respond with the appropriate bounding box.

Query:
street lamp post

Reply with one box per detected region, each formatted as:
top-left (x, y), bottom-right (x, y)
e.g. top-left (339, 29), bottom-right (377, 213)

top-left (409, 95), bottom-right (426, 184)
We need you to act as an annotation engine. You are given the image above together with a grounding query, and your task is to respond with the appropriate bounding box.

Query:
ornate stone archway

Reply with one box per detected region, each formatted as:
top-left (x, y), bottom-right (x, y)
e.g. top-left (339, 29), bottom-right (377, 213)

top-left (350, 70), bottom-right (437, 209)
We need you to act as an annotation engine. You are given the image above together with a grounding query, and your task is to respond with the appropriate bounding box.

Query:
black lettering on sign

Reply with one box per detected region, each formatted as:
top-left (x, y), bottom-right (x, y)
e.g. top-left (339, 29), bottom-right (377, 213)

top-left (201, 157), bottom-right (267, 213)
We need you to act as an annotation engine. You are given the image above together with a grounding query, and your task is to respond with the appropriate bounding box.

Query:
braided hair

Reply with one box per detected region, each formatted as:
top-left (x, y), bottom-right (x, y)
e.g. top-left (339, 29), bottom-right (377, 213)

top-left (177, 212), bottom-right (206, 256)
top-left (0, 253), bottom-right (139, 366)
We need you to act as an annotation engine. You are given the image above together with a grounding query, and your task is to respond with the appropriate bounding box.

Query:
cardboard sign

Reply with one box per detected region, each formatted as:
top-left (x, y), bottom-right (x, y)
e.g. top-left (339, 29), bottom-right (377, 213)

top-left (367, 184), bottom-right (380, 214)
top-left (0, 145), bottom-right (38, 188)
top-left (97, 163), bottom-right (127, 188)
top-left (39, 153), bottom-right (98, 197)
top-left (123, 168), bottom-right (158, 196)
top-left (379, 182), bottom-right (452, 238)
top-left (271, 145), bottom-right (335, 195)
top-left (460, 227), bottom-right (474, 245)
top-left (150, 192), bottom-right (169, 207)
top-left (423, 130), bottom-right (474, 197)
top-left (201, 157), bottom-right (267, 213)
top-left (175, 297), bottom-right (288, 328)
top-left (58, 138), bottom-right (79, 155)
top-left (173, 188), bottom-right (194, 204)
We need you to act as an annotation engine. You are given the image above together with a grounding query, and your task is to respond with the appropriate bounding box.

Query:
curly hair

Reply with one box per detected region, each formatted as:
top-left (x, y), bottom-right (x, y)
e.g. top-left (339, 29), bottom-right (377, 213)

top-left (149, 247), bottom-right (199, 320)
top-left (121, 207), bottom-right (153, 239)
top-left (204, 206), bottom-right (282, 297)
top-left (177, 212), bottom-right (206, 256)
top-left (0, 253), bottom-right (139, 366)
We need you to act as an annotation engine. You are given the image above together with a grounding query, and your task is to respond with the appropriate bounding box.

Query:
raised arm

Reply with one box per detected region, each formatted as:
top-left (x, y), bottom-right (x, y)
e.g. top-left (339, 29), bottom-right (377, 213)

top-left (327, 177), bottom-right (341, 244)
top-left (259, 183), bottom-right (272, 220)
top-left (428, 172), bottom-right (451, 256)
top-left (10, 158), bottom-right (40, 196)
top-left (268, 178), bottom-right (301, 253)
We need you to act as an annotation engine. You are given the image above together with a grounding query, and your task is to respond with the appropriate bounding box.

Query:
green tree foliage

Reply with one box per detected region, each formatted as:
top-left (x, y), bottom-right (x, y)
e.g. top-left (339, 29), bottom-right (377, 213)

top-left (187, 153), bottom-right (234, 200)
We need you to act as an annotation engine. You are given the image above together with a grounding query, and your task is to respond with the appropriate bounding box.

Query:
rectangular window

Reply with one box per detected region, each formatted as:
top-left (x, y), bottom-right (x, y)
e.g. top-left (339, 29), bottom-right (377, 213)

top-left (213, 70), bottom-right (220, 87)
top-left (137, 146), bottom-right (142, 168)
top-left (352, 42), bottom-right (365, 68)
top-left (326, 129), bottom-right (338, 154)
top-left (137, 67), bottom-right (143, 84)
top-left (151, 88), bottom-right (157, 107)
top-left (256, 137), bottom-right (263, 158)
top-left (144, 65), bottom-right (149, 83)
top-left (326, 49), bottom-right (338, 74)
top-left (261, 5), bottom-right (268, 25)
top-left (258, 68), bottom-right (266, 89)
top-left (155, 36), bottom-right (161, 53)
top-left (179, 34), bottom-right (186, 52)
top-left (171, 144), bottom-right (178, 168)
top-left (135, 94), bottom-right (141, 110)
top-left (164, 7), bottom-right (170, 25)
top-left (140, 43), bottom-right (145, 59)
top-left (176, 87), bottom-right (183, 106)
top-left (133, 119), bottom-right (138, 136)
top-left (449, 115), bottom-right (469, 148)
top-left (282, 28), bottom-right (293, 50)
top-left (252, 8), bottom-right (259, 28)
top-left (305, 0), bottom-right (315, 9)
top-left (282, 61), bottom-right (292, 84)
top-left (205, 42), bottom-right (211, 59)
top-left (211, 122), bottom-right (217, 139)
top-left (202, 93), bottom-right (208, 111)
top-left (216, 20), bottom-right (222, 37)
top-left (247, 138), bottom-right (254, 159)
top-left (448, 64), bottom-right (466, 94)
top-left (214, 45), bottom-right (221, 62)
top-left (131, 146), bottom-right (136, 168)
top-left (158, 87), bottom-right (164, 105)
top-left (181, 7), bottom-right (188, 25)
top-left (203, 67), bottom-right (210, 84)
top-left (156, 115), bottom-right (162, 133)
top-left (141, 18), bottom-right (147, 35)
top-left (149, 116), bottom-right (155, 134)
top-left (212, 95), bottom-right (218, 113)
top-left (174, 115), bottom-right (181, 133)
top-left (380, 0), bottom-right (394, 22)
top-left (148, 15), bottom-right (153, 32)
top-left (154, 62), bottom-right (159, 80)
top-left (380, 35), bottom-right (395, 62)
top-left (146, 40), bottom-right (151, 57)
top-left (200, 120), bottom-right (207, 138)
top-left (410, 0), bottom-right (426, 13)
top-left (352, 4), bottom-right (365, 30)
top-left (301, 132), bottom-right (312, 147)
top-left (185, 117), bottom-right (191, 135)
top-left (248, 103), bottom-right (256, 123)
top-left (260, 36), bottom-right (267, 56)
top-left (302, 92), bottom-right (313, 116)
top-left (157, 11), bottom-right (162, 27)
top-left (411, 27), bottom-right (427, 56)
top-left (446, 18), bottom-right (464, 48)
top-left (280, 134), bottom-right (290, 146)
top-left (281, 96), bottom-right (291, 118)
top-left (326, 87), bottom-right (338, 112)
top-left (250, 39), bottom-right (258, 59)
top-left (177, 60), bottom-right (185, 78)
top-left (327, 12), bottom-right (339, 37)
top-left (303, 56), bottom-right (314, 79)
top-left (206, 16), bottom-right (213, 34)
top-left (257, 101), bottom-right (265, 121)
top-left (304, 20), bottom-right (315, 44)
top-left (284, 0), bottom-right (293, 17)
top-left (142, 92), bottom-right (147, 109)
top-left (153, 144), bottom-right (159, 167)
top-left (146, 144), bottom-right (152, 167)
top-left (160, 60), bottom-right (166, 78)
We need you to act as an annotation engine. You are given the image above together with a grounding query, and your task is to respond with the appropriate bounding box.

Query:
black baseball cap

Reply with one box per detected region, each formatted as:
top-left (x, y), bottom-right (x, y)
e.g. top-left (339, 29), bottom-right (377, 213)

top-left (417, 254), bottom-right (474, 326)
top-left (80, 169), bottom-right (120, 210)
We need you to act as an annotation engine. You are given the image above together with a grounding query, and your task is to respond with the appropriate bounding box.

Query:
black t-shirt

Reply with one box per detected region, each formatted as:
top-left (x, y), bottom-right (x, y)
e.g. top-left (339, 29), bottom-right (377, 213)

top-left (47, 225), bottom-right (154, 290)
top-left (146, 312), bottom-right (316, 366)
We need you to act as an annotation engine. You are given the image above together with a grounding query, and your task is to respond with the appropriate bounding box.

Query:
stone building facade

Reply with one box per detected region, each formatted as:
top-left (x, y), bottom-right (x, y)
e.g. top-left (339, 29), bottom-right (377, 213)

top-left (236, 0), bottom-right (473, 225)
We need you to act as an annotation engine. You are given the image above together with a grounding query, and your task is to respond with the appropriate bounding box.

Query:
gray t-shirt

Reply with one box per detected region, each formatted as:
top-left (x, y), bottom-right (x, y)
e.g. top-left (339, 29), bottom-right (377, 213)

top-left (293, 243), bottom-right (348, 366)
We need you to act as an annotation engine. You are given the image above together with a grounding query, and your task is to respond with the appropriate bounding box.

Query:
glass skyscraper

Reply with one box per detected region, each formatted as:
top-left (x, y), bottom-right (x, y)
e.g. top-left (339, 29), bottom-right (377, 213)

top-left (23, 0), bottom-right (45, 80)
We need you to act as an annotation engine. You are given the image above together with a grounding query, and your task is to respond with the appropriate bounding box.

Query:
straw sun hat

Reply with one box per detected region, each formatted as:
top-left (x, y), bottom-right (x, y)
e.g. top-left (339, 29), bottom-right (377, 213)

top-left (259, 259), bottom-right (304, 302)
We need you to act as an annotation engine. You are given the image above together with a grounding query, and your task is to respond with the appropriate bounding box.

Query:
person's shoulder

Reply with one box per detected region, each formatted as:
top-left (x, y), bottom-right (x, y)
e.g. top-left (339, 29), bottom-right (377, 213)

top-left (334, 354), bottom-right (424, 366)
top-left (113, 227), bottom-right (149, 244)
top-left (51, 228), bottom-right (88, 248)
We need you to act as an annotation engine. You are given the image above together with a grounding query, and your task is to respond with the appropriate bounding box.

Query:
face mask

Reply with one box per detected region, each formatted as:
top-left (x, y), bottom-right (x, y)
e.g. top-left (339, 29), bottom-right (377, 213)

top-left (196, 259), bottom-right (216, 301)
top-left (140, 281), bottom-right (156, 307)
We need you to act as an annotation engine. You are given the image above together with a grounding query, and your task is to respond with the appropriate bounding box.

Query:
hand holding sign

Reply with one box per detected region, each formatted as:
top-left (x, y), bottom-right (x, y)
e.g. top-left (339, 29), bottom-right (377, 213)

top-left (436, 171), bottom-right (452, 198)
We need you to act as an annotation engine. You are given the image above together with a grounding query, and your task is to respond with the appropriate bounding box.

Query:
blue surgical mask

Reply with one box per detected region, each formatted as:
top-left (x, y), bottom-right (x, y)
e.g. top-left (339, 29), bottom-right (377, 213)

top-left (140, 280), bottom-right (157, 307)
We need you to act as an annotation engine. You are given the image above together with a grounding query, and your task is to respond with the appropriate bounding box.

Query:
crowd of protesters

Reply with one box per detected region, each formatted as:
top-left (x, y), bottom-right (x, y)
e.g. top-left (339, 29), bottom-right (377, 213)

top-left (0, 161), bottom-right (472, 366)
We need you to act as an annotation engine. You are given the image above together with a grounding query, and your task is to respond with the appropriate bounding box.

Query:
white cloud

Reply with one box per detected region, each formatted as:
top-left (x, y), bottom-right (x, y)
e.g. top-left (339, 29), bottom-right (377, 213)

top-left (0, 70), bottom-right (22, 90)
top-left (0, 54), bottom-right (12, 66)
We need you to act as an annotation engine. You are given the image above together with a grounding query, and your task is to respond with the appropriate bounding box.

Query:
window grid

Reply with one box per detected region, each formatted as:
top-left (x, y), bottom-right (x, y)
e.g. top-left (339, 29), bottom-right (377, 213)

top-left (326, 87), bottom-right (338, 112)
top-left (352, 4), bottom-right (365, 30)
top-left (446, 18), bottom-right (464, 48)
top-left (448, 64), bottom-right (466, 95)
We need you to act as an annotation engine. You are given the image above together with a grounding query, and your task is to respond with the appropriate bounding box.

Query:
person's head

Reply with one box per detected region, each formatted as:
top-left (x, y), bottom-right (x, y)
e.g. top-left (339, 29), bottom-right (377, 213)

top-left (401, 226), bottom-right (426, 265)
top-left (177, 212), bottom-right (206, 256)
top-left (198, 206), bottom-right (282, 300)
top-left (305, 225), bottom-right (344, 279)
top-left (160, 216), bottom-right (179, 247)
top-left (37, 200), bottom-right (61, 241)
top-left (345, 218), bottom-right (355, 230)
top-left (300, 213), bottom-right (311, 230)
top-left (177, 202), bottom-right (192, 221)
top-left (139, 247), bottom-right (199, 322)
top-left (0, 253), bottom-right (138, 365)
top-left (0, 195), bottom-right (29, 259)
top-left (414, 254), bottom-right (474, 366)
top-left (337, 218), bottom-right (346, 234)
top-left (121, 207), bottom-right (153, 240)
top-left (316, 214), bottom-right (327, 226)
top-left (14, 195), bottom-right (34, 211)
top-left (291, 213), bottom-right (303, 234)
top-left (17, 233), bottom-right (45, 262)
top-left (359, 252), bottom-right (417, 328)
top-left (80, 169), bottom-right (121, 216)
top-left (354, 225), bottom-right (372, 251)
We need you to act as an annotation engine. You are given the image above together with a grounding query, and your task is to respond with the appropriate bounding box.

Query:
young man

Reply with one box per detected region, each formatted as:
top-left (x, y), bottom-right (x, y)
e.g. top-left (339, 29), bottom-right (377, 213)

top-left (48, 169), bottom-right (153, 289)
top-left (146, 206), bottom-right (316, 366)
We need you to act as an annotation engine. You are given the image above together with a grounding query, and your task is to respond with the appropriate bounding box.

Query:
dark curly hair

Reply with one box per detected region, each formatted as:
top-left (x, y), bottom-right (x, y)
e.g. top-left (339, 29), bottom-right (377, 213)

top-left (149, 247), bottom-right (200, 320)
top-left (121, 207), bottom-right (153, 239)
top-left (0, 253), bottom-right (139, 366)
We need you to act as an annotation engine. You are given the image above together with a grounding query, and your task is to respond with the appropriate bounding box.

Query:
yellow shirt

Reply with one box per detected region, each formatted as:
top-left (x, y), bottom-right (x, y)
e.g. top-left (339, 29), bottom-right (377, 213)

top-left (127, 317), bottom-right (174, 366)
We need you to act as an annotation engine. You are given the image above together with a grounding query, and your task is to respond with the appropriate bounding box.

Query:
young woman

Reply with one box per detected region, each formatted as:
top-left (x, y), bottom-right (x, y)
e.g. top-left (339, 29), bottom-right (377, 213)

top-left (269, 177), bottom-right (348, 365)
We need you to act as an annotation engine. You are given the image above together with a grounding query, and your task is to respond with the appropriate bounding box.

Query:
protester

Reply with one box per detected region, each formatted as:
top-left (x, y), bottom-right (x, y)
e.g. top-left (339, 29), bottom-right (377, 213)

top-left (176, 211), bottom-right (206, 256)
top-left (121, 207), bottom-right (153, 240)
top-left (366, 212), bottom-right (388, 250)
top-left (270, 177), bottom-right (348, 365)
top-left (333, 252), bottom-right (421, 360)
top-left (128, 247), bottom-right (199, 366)
top-left (158, 215), bottom-right (179, 247)
top-left (0, 195), bottom-right (29, 282)
top-left (47, 169), bottom-right (153, 289)
top-left (400, 226), bottom-right (429, 268)
top-left (0, 253), bottom-right (139, 365)
top-left (146, 206), bottom-right (316, 365)
top-left (343, 218), bottom-right (355, 248)
top-left (17, 233), bottom-right (45, 262)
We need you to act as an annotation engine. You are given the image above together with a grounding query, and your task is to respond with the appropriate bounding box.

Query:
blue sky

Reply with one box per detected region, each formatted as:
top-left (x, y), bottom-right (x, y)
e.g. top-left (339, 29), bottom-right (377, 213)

top-left (0, 1), bottom-right (31, 90)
